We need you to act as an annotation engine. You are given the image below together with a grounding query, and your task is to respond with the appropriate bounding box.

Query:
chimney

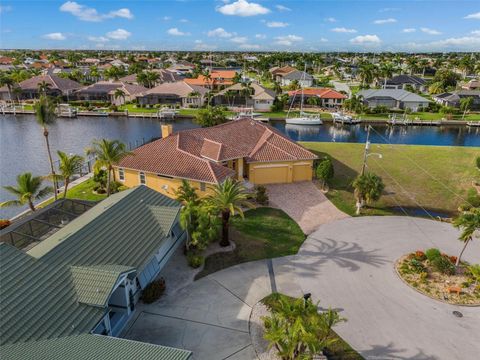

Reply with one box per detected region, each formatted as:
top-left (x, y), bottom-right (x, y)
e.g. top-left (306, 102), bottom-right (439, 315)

top-left (161, 124), bottom-right (173, 138)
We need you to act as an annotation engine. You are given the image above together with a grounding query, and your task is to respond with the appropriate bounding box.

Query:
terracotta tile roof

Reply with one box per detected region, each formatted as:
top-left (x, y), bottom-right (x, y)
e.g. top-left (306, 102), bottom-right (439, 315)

top-left (288, 88), bottom-right (347, 99)
top-left (184, 70), bottom-right (236, 87)
top-left (117, 119), bottom-right (317, 184)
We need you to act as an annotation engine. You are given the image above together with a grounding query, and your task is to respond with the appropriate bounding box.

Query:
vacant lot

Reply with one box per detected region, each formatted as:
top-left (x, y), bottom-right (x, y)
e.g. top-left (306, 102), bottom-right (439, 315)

top-left (302, 142), bottom-right (479, 216)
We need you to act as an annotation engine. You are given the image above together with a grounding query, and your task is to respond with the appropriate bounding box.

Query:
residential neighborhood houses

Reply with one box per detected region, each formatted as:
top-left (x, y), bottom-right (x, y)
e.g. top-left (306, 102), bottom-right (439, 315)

top-left (357, 88), bottom-right (431, 112)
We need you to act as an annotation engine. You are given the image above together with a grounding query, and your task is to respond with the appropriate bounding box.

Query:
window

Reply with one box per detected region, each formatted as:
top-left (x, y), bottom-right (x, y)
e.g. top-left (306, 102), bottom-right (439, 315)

top-left (118, 168), bottom-right (125, 182)
top-left (139, 172), bottom-right (146, 185)
top-left (200, 182), bottom-right (206, 192)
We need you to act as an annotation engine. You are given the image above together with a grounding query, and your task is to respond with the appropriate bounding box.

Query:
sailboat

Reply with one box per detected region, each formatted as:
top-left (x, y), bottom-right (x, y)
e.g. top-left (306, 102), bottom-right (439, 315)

top-left (285, 66), bottom-right (322, 125)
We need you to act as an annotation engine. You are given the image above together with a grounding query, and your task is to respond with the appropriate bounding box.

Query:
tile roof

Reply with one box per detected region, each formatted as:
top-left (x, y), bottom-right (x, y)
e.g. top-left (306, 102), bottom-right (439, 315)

top-left (358, 89), bottom-right (430, 103)
top-left (288, 88), bottom-right (347, 99)
top-left (0, 186), bottom-right (181, 345)
top-left (75, 81), bottom-right (147, 96)
top-left (216, 82), bottom-right (276, 100)
top-left (184, 70), bottom-right (236, 87)
top-left (139, 81), bottom-right (208, 98)
top-left (0, 334), bottom-right (192, 360)
top-left (283, 70), bottom-right (314, 81)
top-left (386, 75), bottom-right (426, 86)
top-left (14, 74), bottom-right (82, 92)
top-left (117, 119), bottom-right (317, 183)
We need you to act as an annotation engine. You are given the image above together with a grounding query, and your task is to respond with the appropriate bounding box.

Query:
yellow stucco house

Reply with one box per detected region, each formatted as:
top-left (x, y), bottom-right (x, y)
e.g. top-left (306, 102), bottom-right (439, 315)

top-left (115, 118), bottom-right (317, 198)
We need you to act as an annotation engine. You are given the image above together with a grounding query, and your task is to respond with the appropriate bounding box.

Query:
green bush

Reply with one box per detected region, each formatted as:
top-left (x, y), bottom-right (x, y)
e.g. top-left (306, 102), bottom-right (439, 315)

top-left (255, 186), bottom-right (269, 205)
top-left (141, 278), bottom-right (166, 304)
top-left (187, 253), bottom-right (204, 268)
top-left (409, 258), bottom-right (426, 274)
top-left (425, 248), bottom-right (441, 262)
top-left (432, 256), bottom-right (456, 275)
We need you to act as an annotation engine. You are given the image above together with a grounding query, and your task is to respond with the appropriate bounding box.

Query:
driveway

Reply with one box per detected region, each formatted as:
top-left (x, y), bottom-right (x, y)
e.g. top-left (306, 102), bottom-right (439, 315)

top-left (266, 182), bottom-right (349, 234)
top-left (123, 217), bottom-right (480, 360)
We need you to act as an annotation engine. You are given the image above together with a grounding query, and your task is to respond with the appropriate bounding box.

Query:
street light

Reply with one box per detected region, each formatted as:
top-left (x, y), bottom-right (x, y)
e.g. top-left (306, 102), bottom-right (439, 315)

top-left (361, 126), bottom-right (382, 175)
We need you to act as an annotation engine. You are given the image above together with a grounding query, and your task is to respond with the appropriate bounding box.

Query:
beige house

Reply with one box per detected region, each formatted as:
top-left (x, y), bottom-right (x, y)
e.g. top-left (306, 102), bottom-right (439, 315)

top-left (213, 83), bottom-right (276, 111)
top-left (136, 81), bottom-right (208, 107)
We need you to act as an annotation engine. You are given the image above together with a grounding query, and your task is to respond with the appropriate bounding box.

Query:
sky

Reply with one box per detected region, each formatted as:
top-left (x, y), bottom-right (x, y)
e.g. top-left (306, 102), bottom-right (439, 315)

top-left (0, 0), bottom-right (479, 52)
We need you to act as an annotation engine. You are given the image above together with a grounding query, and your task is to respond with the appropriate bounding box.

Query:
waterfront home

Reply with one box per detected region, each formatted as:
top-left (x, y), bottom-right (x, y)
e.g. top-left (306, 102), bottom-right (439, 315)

top-left (0, 186), bottom-right (190, 359)
top-left (213, 82), bottom-right (276, 111)
top-left (0, 74), bottom-right (82, 101)
top-left (136, 81), bottom-right (208, 107)
top-left (381, 75), bottom-right (427, 92)
top-left (357, 89), bottom-right (430, 111)
top-left (115, 119), bottom-right (317, 198)
top-left (270, 66), bottom-right (314, 87)
top-left (74, 81), bottom-right (147, 105)
top-left (462, 79), bottom-right (480, 90)
top-left (184, 70), bottom-right (237, 90)
top-left (433, 90), bottom-right (480, 110)
top-left (119, 69), bottom-right (182, 86)
top-left (287, 88), bottom-right (347, 108)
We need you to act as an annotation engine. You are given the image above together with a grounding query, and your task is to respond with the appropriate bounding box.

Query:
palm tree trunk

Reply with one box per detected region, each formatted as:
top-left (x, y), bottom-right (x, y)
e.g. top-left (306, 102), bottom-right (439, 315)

top-left (28, 199), bottom-right (36, 212)
top-left (456, 238), bottom-right (470, 266)
top-left (106, 168), bottom-right (111, 196)
top-left (43, 128), bottom-right (58, 200)
top-left (220, 210), bottom-right (230, 247)
top-left (63, 178), bottom-right (69, 198)
top-left (111, 166), bottom-right (116, 182)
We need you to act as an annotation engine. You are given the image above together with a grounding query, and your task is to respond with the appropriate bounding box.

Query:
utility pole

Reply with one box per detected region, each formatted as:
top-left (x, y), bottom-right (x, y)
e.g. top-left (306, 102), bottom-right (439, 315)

top-left (361, 125), bottom-right (371, 176)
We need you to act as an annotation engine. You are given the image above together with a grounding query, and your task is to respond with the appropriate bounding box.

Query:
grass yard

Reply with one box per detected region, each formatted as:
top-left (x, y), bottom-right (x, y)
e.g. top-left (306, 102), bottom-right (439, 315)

top-left (196, 207), bottom-right (305, 279)
top-left (302, 142), bottom-right (480, 217)
top-left (39, 178), bottom-right (107, 208)
top-left (118, 104), bottom-right (158, 113)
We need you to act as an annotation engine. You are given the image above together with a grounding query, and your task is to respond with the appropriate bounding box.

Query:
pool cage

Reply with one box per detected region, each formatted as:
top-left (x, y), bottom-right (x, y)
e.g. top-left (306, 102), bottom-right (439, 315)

top-left (0, 199), bottom-right (97, 251)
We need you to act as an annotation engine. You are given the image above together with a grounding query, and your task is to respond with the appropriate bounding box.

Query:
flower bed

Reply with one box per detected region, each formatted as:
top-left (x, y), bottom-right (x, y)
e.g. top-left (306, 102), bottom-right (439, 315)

top-left (396, 249), bottom-right (480, 305)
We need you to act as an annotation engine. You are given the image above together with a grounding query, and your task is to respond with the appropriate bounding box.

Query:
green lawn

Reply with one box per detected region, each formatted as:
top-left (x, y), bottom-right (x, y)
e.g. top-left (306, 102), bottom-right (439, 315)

top-left (196, 207), bottom-right (305, 279)
top-left (262, 293), bottom-right (363, 360)
top-left (39, 178), bottom-right (107, 208)
top-left (118, 104), bottom-right (158, 113)
top-left (302, 142), bottom-right (480, 217)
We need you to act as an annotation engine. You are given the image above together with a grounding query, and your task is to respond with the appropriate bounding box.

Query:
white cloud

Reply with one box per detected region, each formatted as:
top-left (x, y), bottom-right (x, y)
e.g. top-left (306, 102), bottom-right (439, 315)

top-left (276, 5), bottom-right (291, 12)
top-left (266, 21), bottom-right (289, 28)
top-left (350, 34), bottom-right (381, 45)
top-left (320, 37), bottom-right (328, 42)
top-left (431, 35), bottom-right (480, 48)
top-left (274, 34), bottom-right (303, 46)
top-left (239, 43), bottom-right (261, 49)
top-left (88, 36), bottom-right (109, 42)
top-left (180, 18), bottom-right (189, 23)
top-left (421, 27), bottom-right (442, 35)
top-left (471, 30), bottom-right (480, 36)
top-left (255, 33), bottom-right (266, 39)
top-left (194, 40), bottom-right (217, 50)
top-left (167, 27), bottom-right (190, 36)
top-left (402, 28), bottom-right (416, 33)
top-left (207, 27), bottom-right (233, 38)
top-left (106, 29), bottom-right (131, 40)
top-left (373, 18), bottom-right (397, 24)
top-left (43, 32), bottom-right (66, 40)
top-left (231, 36), bottom-right (248, 43)
top-left (331, 27), bottom-right (357, 33)
top-left (162, 16), bottom-right (171, 21)
top-left (60, 2), bottom-right (133, 22)
top-left (217, 0), bottom-right (270, 17)
top-left (464, 12), bottom-right (480, 20)
top-left (325, 17), bottom-right (336, 23)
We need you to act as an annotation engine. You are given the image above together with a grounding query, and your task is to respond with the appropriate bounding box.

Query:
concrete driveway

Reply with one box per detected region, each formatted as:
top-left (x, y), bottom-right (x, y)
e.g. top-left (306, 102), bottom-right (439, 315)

top-left (266, 182), bottom-right (348, 234)
top-left (123, 216), bottom-right (480, 360)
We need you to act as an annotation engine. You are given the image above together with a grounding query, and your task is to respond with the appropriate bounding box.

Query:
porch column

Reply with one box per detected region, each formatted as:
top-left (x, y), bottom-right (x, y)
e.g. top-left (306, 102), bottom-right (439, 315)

top-left (237, 158), bottom-right (244, 180)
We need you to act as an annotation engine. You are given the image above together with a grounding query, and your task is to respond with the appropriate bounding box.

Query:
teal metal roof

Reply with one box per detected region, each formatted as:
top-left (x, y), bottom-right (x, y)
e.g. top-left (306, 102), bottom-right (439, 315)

top-left (0, 186), bottom-right (182, 346)
top-left (0, 334), bottom-right (192, 360)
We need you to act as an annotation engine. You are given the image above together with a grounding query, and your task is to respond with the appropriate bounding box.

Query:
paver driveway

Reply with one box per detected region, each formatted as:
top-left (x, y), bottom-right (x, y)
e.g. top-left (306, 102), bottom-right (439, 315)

top-left (124, 217), bottom-right (480, 360)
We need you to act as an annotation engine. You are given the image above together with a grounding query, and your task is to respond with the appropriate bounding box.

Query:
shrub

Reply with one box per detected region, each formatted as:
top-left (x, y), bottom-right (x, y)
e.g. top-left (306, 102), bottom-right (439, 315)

top-left (414, 250), bottom-right (426, 261)
top-left (448, 255), bottom-right (458, 265)
top-left (187, 253), bottom-right (204, 268)
top-left (432, 256), bottom-right (456, 275)
top-left (255, 186), bottom-right (269, 205)
top-left (425, 248), bottom-right (441, 262)
top-left (141, 278), bottom-right (166, 304)
top-left (409, 258), bottom-right (427, 274)
top-left (315, 156), bottom-right (334, 190)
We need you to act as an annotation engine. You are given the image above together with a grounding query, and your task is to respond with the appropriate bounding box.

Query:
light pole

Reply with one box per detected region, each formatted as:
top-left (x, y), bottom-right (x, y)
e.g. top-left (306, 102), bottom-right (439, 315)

top-left (361, 126), bottom-right (382, 176)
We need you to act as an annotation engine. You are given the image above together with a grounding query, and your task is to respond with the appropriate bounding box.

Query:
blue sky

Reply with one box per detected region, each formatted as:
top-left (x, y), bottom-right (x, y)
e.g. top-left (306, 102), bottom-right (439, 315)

top-left (1, 0), bottom-right (479, 51)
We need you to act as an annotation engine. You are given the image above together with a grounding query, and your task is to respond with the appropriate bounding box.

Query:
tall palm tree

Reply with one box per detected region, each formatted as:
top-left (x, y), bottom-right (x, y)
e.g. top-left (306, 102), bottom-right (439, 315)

top-left (56, 151), bottom-right (84, 198)
top-left (207, 178), bottom-right (251, 246)
top-left (453, 207), bottom-right (480, 266)
top-left (89, 66), bottom-right (100, 83)
top-left (241, 81), bottom-right (254, 107)
top-left (0, 172), bottom-right (53, 212)
top-left (113, 88), bottom-right (126, 105)
top-left (35, 95), bottom-right (58, 200)
top-left (37, 80), bottom-right (51, 95)
top-left (203, 70), bottom-right (213, 91)
top-left (145, 71), bottom-right (160, 88)
top-left (379, 62), bottom-right (396, 87)
top-left (175, 180), bottom-right (201, 250)
top-left (86, 139), bottom-right (132, 196)
top-left (352, 172), bottom-right (385, 215)
top-left (0, 74), bottom-right (15, 101)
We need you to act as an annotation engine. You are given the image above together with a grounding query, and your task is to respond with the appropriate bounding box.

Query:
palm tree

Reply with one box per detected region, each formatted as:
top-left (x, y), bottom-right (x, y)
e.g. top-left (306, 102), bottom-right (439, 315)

top-left (352, 172), bottom-right (385, 215)
top-left (379, 62), bottom-right (396, 88)
top-left (203, 70), bottom-right (213, 90)
top-left (0, 173), bottom-right (53, 212)
top-left (0, 74), bottom-right (15, 101)
top-left (460, 97), bottom-right (473, 120)
top-left (56, 151), bottom-right (84, 198)
top-left (241, 81), bottom-right (254, 107)
top-left (37, 80), bottom-right (51, 95)
top-left (89, 66), bottom-right (100, 83)
top-left (113, 88), bottom-right (126, 105)
top-left (35, 95), bottom-right (58, 200)
top-left (86, 139), bottom-right (132, 196)
top-left (145, 71), bottom-right (160, 88)
top-left (175, 180), bottom-right (201, 250)
top-left (453, 207), bottom-right (480, 266)
top-left (207, 178), bottom-right (251, 247)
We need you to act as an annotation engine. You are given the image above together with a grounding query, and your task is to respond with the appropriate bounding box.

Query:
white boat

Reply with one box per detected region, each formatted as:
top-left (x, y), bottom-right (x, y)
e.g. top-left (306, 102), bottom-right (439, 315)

top-left (332, 112), bottom-right (360, 124)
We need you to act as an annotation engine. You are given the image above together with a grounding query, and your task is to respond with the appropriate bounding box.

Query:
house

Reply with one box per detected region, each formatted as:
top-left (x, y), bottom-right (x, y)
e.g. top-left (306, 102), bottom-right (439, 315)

top-left (0, 186), bottom-right (191, 359)
top-left (74, 81), bottom-right (147, 104)
top-left (287, 88), bottom-right (347, 108)
top-left (357, 89), bottom-right (430, 111)
top-left (462, 79), bottom-right (480, 90)
top-left (213, 82), bottom-right (276, 111)
top-left (115, 119), bottom-right (318, 198)
top-left (184, 70), bottom-right (237, 90)
top-left (382, 75), bottom-right (427, 92)
top-left (119, 69), bottom-right (182, 86)
top-left (280, 70), bottom-right (314, 88)
top-left (432, 90), bottom-right (480, 110)
top-left (136, 81), bottom-right (208, 107)
top-left (0, 74), bottom-right (82, 101)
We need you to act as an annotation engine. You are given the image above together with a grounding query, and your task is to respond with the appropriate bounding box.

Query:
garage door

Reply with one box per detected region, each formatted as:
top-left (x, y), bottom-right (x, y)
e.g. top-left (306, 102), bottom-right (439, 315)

top-left (253, 165), bottom-right (289, 184)
top-left (293, 164), bottom-right (311, 182)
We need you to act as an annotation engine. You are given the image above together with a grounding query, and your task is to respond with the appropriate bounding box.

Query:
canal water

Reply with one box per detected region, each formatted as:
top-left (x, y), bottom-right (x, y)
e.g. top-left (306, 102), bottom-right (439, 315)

top-left (1, 114), bottom-right (479, 219)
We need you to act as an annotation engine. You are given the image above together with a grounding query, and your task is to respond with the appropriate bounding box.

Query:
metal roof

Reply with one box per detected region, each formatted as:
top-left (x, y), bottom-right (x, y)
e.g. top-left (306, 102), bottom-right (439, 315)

top-left (0, 186), bottom-right (181, 345)
top-left (358, 89), bottom-right (431, 103)
top-left (0, 334), bottom-right (192, 360)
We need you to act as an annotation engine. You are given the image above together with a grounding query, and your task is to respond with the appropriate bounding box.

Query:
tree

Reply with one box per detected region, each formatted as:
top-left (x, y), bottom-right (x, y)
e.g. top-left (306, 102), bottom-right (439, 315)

top-left (113, 88), bottom-right (126, 104)
top-left (194, 106), bottom-right (227, 127)
top-left (207, 178), bottom-right (251, 247)
top-left (104, 66), bottom-right (125, 81)
top-left (460, 97), bottom-right (473, 120)
top-left (86, 139), bottom-right (132, 196)
top-left (379, 62), bottom-right (396, 87)
top-left (35, 95), bottom-right (58, 200)
top-left (241, 81), bottom-right (254, 107)
top-left (352, 172), bottom-right (385, 215)
top-left (56, 151), bottom-right (84, 198)
top-left (288, 79), bottom-right (300, 91)
top-left (306, 96), bottom-right (320, 107)
top-left (453, 207), bottom-right (480, 266)
top-left (0, 74), bottom-right (15, 101)
top-left (37, 80), bottom-right (52, 95)
top-left (0, 173), bottom-right (53, 212)
top-left (315, 157), bottom-right (334, 190)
